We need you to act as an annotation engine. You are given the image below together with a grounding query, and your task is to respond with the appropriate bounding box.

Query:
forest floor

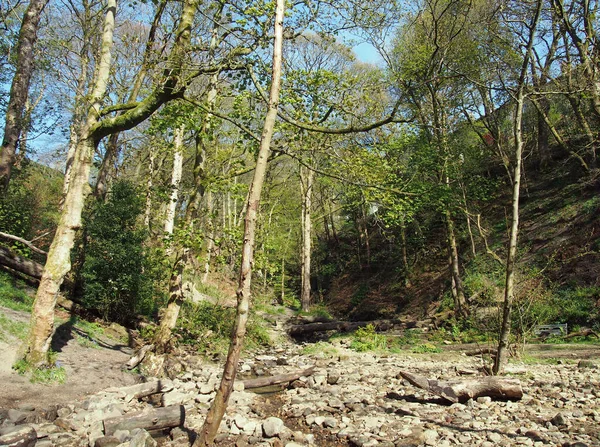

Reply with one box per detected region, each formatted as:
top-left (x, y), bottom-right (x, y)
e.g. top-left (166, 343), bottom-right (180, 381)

top-left (1, 305), bottom-right (600, 446)
top-left (0, 305), bottom-right (138, 411)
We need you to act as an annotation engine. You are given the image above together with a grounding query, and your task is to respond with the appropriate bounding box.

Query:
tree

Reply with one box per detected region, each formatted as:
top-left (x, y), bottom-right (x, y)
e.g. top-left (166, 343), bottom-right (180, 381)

top-left (493, 0), bottom-right (542, 375)
top-left (0, 0), bottom-right (49, 190)
top-left (23, 0), bottom-right (207, 365)
top-left (196, 0), bottom-right (285, 442)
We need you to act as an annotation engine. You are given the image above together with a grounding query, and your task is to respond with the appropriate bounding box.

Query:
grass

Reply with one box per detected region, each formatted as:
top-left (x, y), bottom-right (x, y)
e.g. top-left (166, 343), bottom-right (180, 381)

top-left (0, 311), bottom-right (28, 341)
top-left (301, 341), bottom-right (340, 358)
top-left (0, 272), bottom-right (34, 312)
top-left (13, 350), bottom-right (67, 384)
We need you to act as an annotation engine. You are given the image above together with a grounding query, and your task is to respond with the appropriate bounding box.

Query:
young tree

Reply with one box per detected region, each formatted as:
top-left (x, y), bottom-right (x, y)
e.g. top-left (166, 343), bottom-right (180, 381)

top-left (197, 0), bottom-right (285, 442)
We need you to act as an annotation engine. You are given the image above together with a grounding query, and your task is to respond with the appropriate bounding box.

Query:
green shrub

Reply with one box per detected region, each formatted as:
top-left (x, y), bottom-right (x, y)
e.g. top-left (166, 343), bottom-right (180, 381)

top-left (79, 181), bottom-right (159, 324)
top-left (175, 300), bottom-right (271, 356)
top-left (412, 343), bottom-right (442, 353)
top-left (350, 324), bottom-right (387, 352)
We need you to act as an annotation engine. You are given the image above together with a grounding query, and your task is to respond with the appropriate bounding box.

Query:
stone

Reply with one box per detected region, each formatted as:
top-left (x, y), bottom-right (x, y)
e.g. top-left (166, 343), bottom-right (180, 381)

top-left (161, 391), bottom-right (190, 406)
top-left (327, 372), bottom-right (340, 385)
top-left (262, 417), bottom-right (284, 438)
top-left (422, 429), bottom-right (439, 446)
top-left (129, 429), bottom-right (157, 447)
top-left (551, 413), bottom-right (568, 426)
top-left (477, 396), bottom-right (492, 405)
top-left (323, 417), bottom-right (337, 428)
top-left (7, 409), bottom-right (28, 424)
top-left (488, 432), bottom-right (503, 443)
top-left (95, 436), bottom-right (122, 447)
top-left (577, 360), bottom-right (597, 370)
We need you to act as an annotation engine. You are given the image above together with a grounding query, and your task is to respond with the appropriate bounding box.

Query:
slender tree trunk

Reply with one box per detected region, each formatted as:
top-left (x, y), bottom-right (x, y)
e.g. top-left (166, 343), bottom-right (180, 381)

top-left (0, 0), bottom-right (49, 190)
top-left (300, 165), bottom-right (313, 312)
top-left (202, 190), bottom-right (215, 283)
top-left (445, 211), bottom-right (468, 317)
top-left (164, 126), bottom-right (185, 237)
top-left (144, 151), bottom-right (155, 229)
top-left (494, 0), bottom-right (541, 376)
top-left (23, 0), bottom-right (117, 365)
top-left (196, 0), bottom-right (285, 442)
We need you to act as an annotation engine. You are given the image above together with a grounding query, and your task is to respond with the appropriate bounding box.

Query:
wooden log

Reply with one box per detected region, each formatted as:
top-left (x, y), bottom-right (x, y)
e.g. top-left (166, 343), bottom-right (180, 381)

top-left (105, 379), bottom-right (174, 402)
top-left (0, 246), bottom-right (44, 279)
top-left (288, 319), bottom-right (407, 336)
top-left (241, 367), bottom-right (315, 390)
top-left (0, 425), bottom-right (37, 447)
top-left (465, 347), bottom-right (497, 357)
top-left (400, 371), bottom-right (523, 403)
top-left (103, 405), bottom-right (185, 436)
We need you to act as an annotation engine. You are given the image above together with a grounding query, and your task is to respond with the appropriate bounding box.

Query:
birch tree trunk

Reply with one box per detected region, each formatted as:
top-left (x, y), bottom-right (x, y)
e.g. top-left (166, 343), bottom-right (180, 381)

top-left (164, 126), bottom-right (185, 237)
top-left (23, 0), bottom-right (117, 366)
top-left (300, 165), bottom-right (314, 312)
top-left (493, 0), bottom-right (541, 375)
top-left (0, 0), bottom-right (50, 190)
top-left (0, 0), bottom-right (49, 188)
top-left (196, 0), bottom-right (285, 442)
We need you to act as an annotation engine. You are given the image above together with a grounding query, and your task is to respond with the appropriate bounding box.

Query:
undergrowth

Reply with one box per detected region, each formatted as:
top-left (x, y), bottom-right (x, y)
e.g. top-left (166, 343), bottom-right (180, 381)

top-left (0, 272), bottom-right (34, 312)
top-left (13, 350), bottom-right (66, 384)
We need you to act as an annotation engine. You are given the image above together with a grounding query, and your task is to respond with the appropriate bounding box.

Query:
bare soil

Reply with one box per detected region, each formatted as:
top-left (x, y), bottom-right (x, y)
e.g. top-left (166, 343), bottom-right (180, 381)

top-left (0, 306), bottom-right (139, 411)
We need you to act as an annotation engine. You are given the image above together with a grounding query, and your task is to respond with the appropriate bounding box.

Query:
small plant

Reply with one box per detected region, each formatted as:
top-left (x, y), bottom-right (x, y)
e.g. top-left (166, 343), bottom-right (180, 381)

top-left (297, 304), bottom-right (332, 320)
top-left (350, 324), bottom-right (387, 352)
top-left (12, 352), bottom-right (66, 384)
top-left (412, 343), bottom-right (442, 354)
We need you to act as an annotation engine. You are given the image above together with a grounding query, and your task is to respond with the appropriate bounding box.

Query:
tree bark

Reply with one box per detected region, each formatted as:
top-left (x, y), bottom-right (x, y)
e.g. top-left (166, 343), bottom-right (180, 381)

top-left (400, 371), bottom-right (523, 403)
top-left (163, 125), bottom-right (185, 238)
top-left (300, 165), bottom-right (314, 312)
top-left (445, 211), bottom-right (468, 317)
top-left (103, 405), bottom-right (185, 436)
top-left (196, 0), bottom-right (285, 443)
top-left (494, 0), bottom-right (541, 375)
top-left (241, 368), bottom-right (315, 390)
top-left (0, 246), bottom-right (44, 279)
top-left (0, 0), bottom-right (49, 190)
top-left (23, 0), bottom-right (117, 366)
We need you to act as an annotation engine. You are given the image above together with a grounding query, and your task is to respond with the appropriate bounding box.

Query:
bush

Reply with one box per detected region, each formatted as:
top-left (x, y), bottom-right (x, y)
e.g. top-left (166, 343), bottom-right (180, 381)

top-left (79, 181), bottom-right (158, 324)
top-left (175, 300), bottom-right (271, 356)
top-left (350, 324), bottom-right (387, 352)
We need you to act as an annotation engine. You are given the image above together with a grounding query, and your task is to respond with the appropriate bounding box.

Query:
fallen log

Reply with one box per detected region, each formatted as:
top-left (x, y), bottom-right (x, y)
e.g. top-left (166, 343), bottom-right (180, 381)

top-left (288, 319), bottom-right (411, 336)
top-left (103, 405), bottom-right (185, 436)
top-left (106, 379), bottom-right (174, 402)
top-left (0, 246), bottom-right (44, 279)
top-left (465, 347), bottom-right (497, 357)
top-left (564, 328), bottom-right (599, 339)
top-left (400, 371), bottom-right (523, 403)
top-left (241, 367), bottom-right (315, 390)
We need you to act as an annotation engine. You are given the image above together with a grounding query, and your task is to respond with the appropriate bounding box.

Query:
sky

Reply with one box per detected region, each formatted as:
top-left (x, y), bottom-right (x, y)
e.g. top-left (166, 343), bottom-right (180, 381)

top-left (353, 42), bottom-right (384, 65)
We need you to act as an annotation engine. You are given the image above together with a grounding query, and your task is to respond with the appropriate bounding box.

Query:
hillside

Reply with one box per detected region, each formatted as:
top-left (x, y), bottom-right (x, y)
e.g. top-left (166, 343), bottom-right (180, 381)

top-left (320, 155), bottom-right (600, 332)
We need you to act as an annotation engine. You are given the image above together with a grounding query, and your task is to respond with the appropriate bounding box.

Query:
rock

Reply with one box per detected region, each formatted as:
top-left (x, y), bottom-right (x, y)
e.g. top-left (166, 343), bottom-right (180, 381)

top-left (421, 429), bottom-right (439, 446)
top-left (161, 391), bottom-right (190, 406)
top-left (262, 417), bottom-right (284, 438)
top-left (0, 425), bottom-right (37, 447)
top-left (129, 429), bottom-right (157, 447)
top-left (477, 396), bottom-right (492, 405)
top-left (577, 360), bottom-right (597, 369)
top-left (95, 435), bottom-right (122, 447)
top-left (487, 432), bottom-right (503, 443)
top-left (7, 409), bottom-right (28, 424)
top-left (323, 417), bottom-right (337, 428)
top-left (327, 372), bottom-right (340, 385)
top-left (551, 413), bottom-right (568, 426)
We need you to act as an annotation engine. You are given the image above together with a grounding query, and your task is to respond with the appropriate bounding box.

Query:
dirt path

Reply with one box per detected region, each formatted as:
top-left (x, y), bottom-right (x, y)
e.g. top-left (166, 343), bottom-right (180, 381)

top-left (0, 306), bottom-right (139, 411)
